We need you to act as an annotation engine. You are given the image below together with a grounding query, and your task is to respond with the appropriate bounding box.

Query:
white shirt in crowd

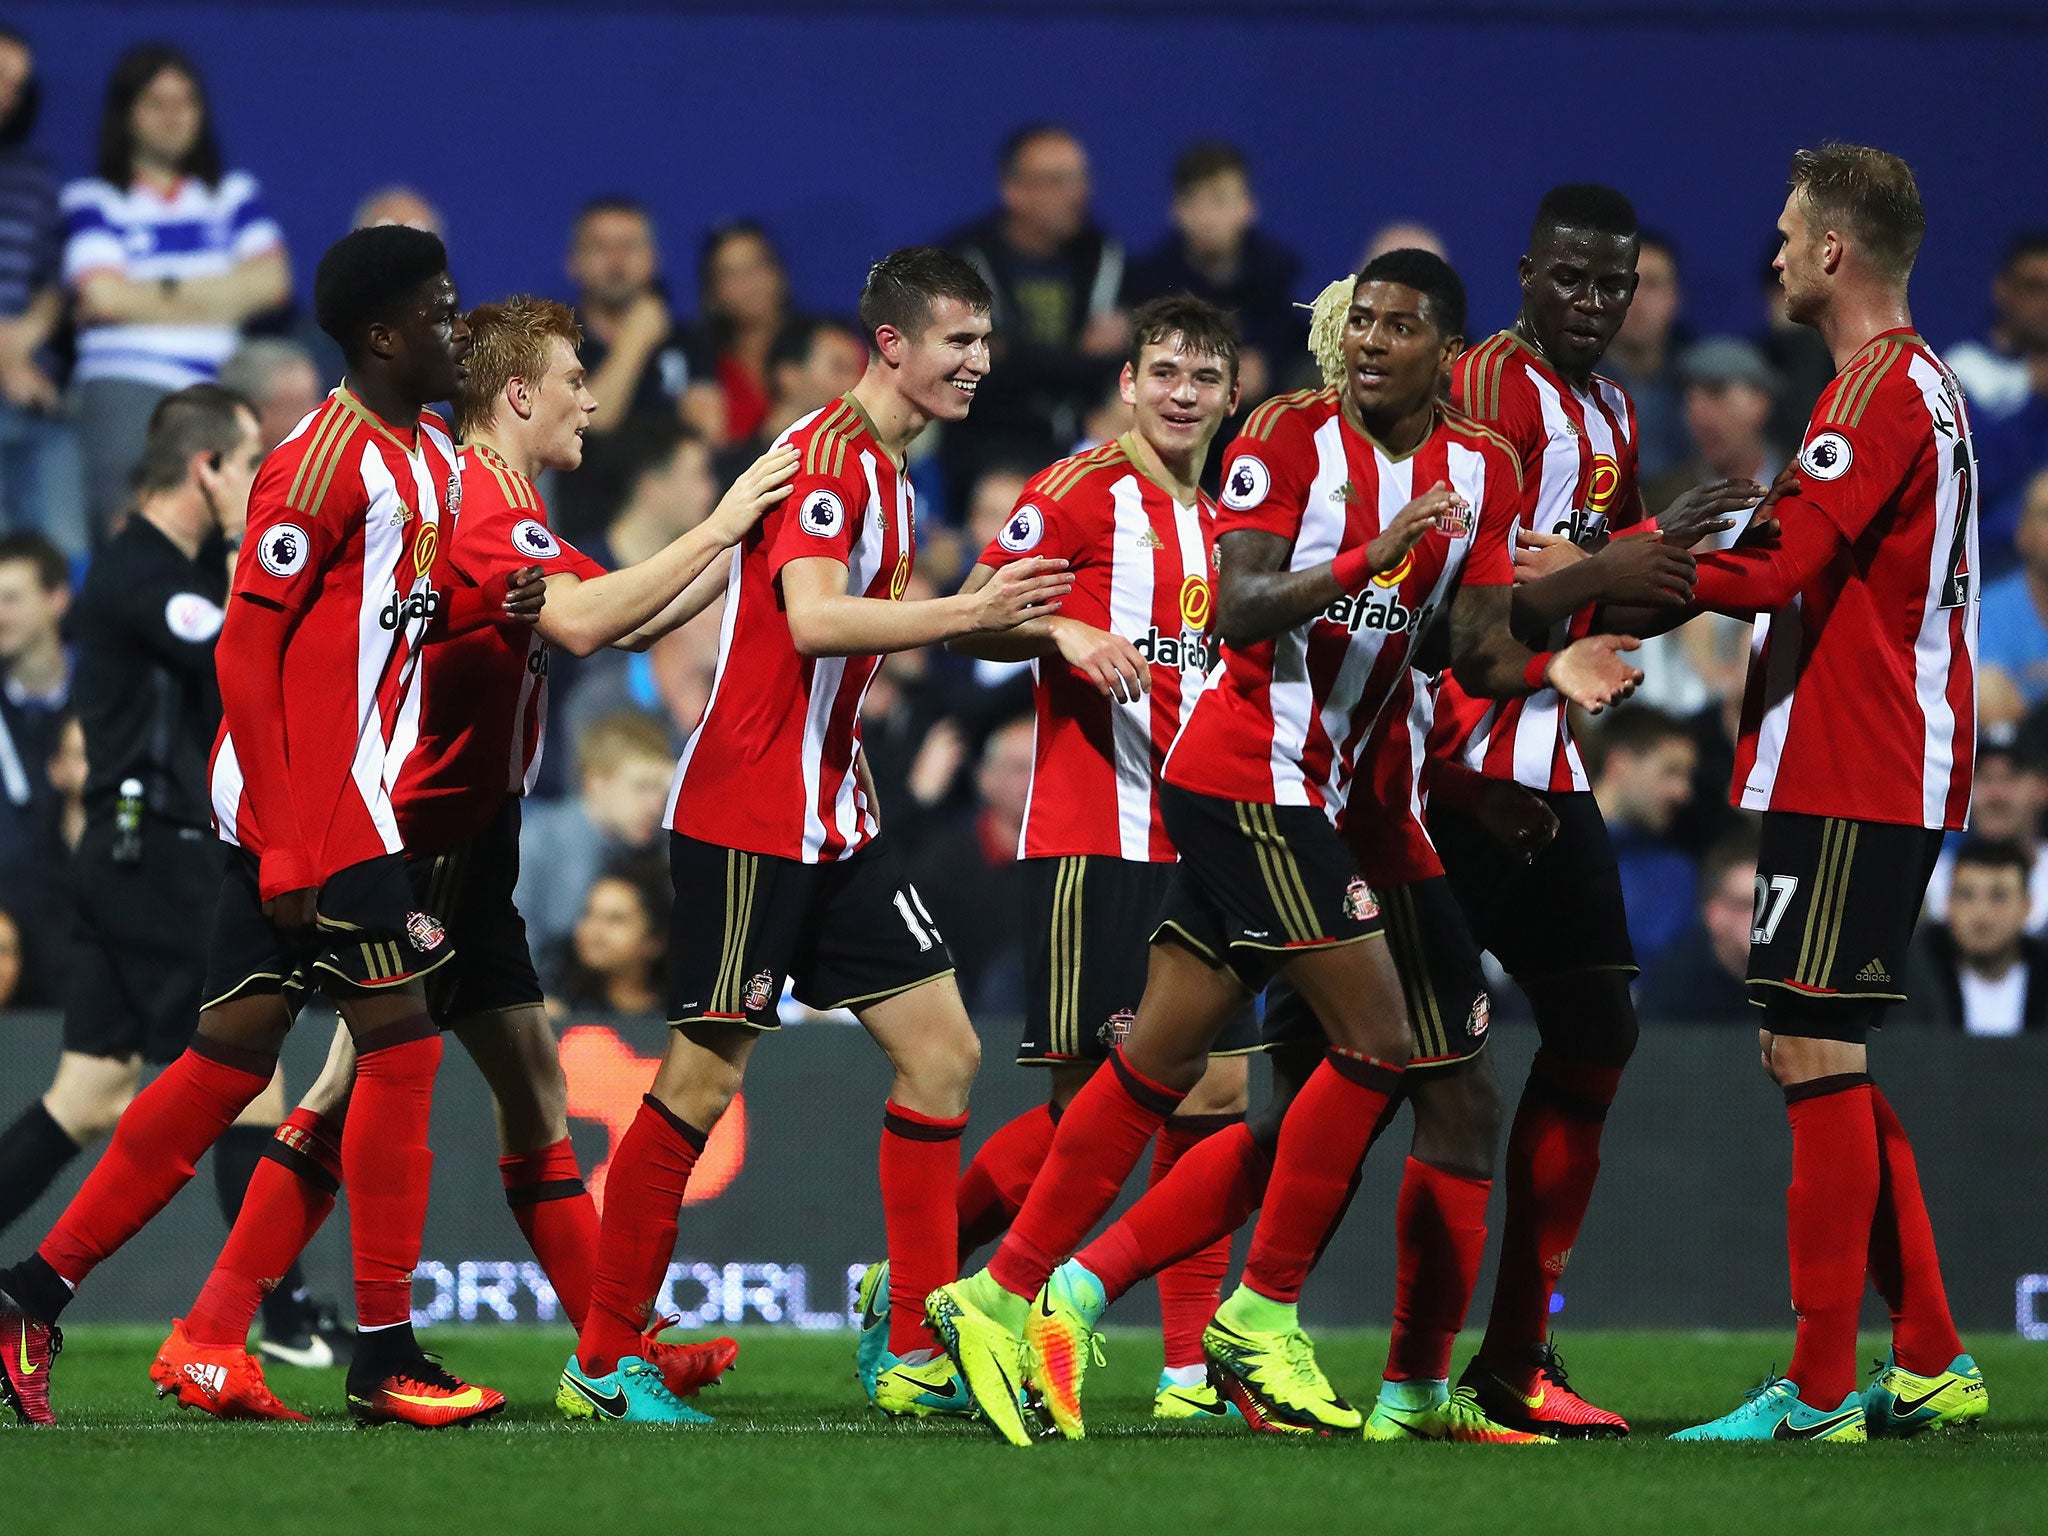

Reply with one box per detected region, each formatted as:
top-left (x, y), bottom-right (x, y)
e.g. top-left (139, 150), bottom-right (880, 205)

top-left (1956, 963), bottom-right (2027, 1037)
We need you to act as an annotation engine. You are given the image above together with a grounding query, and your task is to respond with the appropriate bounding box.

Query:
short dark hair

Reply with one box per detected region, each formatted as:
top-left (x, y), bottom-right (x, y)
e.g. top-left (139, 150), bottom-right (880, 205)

top-left (1172, 141), bottom-right (1249, 196)
top-left (96, 43), bottom-right (220, 188)
top-left (858, 246), bottom-right (993, 346)
top-left (1788, 143), bottom-right (1925, 282)
top-left (1586, 703), bottom-right (1691, 779)
top-left (134, 384), bottom-right (253, 498)
top-left (1953, 836), bottom-right (2033, 882)
top-left (573, 195), bottom-right (652, 240)
top-left (998, 123), bottom-right (1077, 180)
top-left (2001, 232), bottom-right (2048, 275)
top-left (313, 225), bottom-right (450, 364)
top-left (0, 531), bottom-right (68, 593)
top-left (1356, 248), bottom-right (1467, 341)
top-left (0, 26), bottom-right (40, 149)
top-left (1530, 183), bottom-right (1639, 247)
top-left (1126, 293), bottom-right (1240, 382)
top-left (768, 314), bottom-right (859, 376)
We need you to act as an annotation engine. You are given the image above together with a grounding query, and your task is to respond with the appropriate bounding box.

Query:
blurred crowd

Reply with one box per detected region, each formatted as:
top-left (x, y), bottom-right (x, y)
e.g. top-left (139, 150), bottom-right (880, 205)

top-left (0, 31), bottom-right (2041, 1036)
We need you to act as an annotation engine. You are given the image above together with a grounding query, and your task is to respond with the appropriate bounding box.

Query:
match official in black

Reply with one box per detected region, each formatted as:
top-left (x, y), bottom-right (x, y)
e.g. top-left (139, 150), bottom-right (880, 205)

top-left (0, 385), bottom-right (344, 1364)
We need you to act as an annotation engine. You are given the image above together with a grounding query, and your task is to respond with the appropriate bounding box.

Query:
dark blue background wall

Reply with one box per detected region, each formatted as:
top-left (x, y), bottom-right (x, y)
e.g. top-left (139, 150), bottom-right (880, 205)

top-left (15, 3), bottom-right (2046, 348)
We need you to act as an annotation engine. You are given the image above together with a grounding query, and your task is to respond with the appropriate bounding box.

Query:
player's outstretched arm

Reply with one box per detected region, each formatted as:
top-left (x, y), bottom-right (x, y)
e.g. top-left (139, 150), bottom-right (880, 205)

top-left (782, 554), bottom-right (1072, 659)
top-left (1511, 528), bottom-right (1696, 633)
top-left (1213, 482), bottom-right (1455, 649)
top-left (1448, 582), bottom-right (1642, 713)
top-left (540, 445), bottom-right (799, 656)
top-left (946, 563), bottom-right (1149, 702)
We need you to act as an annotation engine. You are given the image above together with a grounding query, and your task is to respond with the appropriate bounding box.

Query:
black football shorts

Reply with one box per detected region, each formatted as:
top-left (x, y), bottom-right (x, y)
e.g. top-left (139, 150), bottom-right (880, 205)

top-left (408, 797), bottom-right (544, 1025)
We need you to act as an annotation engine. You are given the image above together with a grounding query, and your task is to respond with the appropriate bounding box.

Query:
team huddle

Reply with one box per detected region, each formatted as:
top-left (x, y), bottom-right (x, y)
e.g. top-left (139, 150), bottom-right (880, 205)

top-left (0, 140), bottom-right (1992, 1448)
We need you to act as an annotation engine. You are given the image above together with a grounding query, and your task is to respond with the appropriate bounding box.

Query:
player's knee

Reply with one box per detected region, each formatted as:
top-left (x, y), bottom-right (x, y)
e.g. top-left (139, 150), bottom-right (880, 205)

top-left (902, 1020), bottom-right (981, 1106)
top-left (1408, 1063), bottom-right (1501, 1174)
top-left (1529, 972), bottom-right (1638, 1068)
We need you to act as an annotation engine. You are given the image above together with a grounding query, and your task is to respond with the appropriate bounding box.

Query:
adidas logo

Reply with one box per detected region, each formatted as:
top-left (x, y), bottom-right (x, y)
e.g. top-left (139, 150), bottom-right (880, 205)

top-left (184, 1362), bottom-right (227, 1398)
top-left (1138, 527), bottom-right (1164, 549)
top-left (1855, 958), bottom-right (1892, 984)
top-left (1542, 1247), bottom-right (1573, 1279)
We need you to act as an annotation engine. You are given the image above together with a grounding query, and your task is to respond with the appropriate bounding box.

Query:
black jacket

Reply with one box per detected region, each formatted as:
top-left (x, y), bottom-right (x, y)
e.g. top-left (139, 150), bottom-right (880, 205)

top-left (1897, 923), bottom-right (2048, 1033)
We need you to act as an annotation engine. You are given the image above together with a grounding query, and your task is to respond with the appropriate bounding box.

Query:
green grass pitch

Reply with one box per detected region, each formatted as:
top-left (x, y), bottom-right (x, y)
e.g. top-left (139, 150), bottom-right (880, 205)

top-left (18, 1326), bottom-right (2045, 1535)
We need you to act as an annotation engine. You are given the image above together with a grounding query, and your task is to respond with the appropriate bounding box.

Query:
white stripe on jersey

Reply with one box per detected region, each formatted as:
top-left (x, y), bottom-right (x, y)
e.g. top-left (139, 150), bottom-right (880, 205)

top-left (1907, 353), bottom-right (1979, 827)
top-left (1741, 600), bottom-right (1803, 808)
top-left (211, 737), bottom-right (244, 847)
top-left (1313, 454), bottom-right (1417, 817)
top-left (512, 634), bottom-right (546, 795)
top-left (1107, 476), bottom-right (1158, 860)
top-left (354, 441), bottom-right (407, 855)
top-left (1268, 416), bottom-right (1351, 805)
top-left (665, 552), bottom-right (748, 829)
top-left (1402, 676), bottom-right (1431, 831)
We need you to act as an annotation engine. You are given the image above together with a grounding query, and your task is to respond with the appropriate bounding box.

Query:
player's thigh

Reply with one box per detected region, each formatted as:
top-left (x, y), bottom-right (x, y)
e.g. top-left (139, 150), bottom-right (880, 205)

top-left (43, 1049), bottom-right (143, 1139)
top-left (665, 832), bottom-right (807, 1033)
top-left (295, 1018), bottom-right (358, 1121)
top-left (855, 973), bottom-right (981, 1113)
top-left (1276, 933), bottom-right (1412, 1064)
top-left (233, 1064), bottom-right (289, 1126)
top-left (1119, 939), bottom-right (1252, 1091)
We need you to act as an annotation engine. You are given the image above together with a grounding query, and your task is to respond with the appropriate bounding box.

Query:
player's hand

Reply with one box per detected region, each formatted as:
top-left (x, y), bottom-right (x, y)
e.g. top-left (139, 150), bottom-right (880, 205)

top-left (1051, 618), bottom-right (1150, 702)
top-left (1738, 463), bottom-right (1803, 547)
top-left (500, 564), bottom-right (548, 624)
top-left (1658, 478), bottom-right (1764, 549)
top-left (969, 557), bottom-right (1072, 632)
top-left (263, 886), bottom-right (319, 931)
top-left (1367, 482), bottom-right (1465, 579)
top-left (1513, 528), bottom-right (1586, 582)
top-left (1586, 535), bottom-right (1696, 607)
top-left (1468, 776), bottom-right (1560, 861)
top-left (1547, 634), bottom-right (1643, 714)
top-left (703, 444), bottom-right (799, 544)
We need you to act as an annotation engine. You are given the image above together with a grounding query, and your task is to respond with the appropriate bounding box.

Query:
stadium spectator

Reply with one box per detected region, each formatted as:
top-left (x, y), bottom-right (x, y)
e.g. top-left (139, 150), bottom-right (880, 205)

top-left (351, 184), bottom-right (444, 236)
top-left (514, 710), bottom-right (675, 958)
top-left (549, 197), bottom-right (701, 540)
top-left (601, 420), bottom-right (718, 568)
top-left (547, 858), bottom-right (670, 1019)
top-left (1902, 838), bottom-right (2048, 1036)
top-left (0, 28), bottom-right (83, 556)
top-left (63, 44), bottom-right (289, 537)
top-left (908, 714), bottom-right (1034, 1017)
top-left (0, 532), bottom-right (70, 873)
top-left (1602, 231), bottom-right (1688, 480)
top-left (1588, 704), bottom-right (1698, 968)
top-left (0, 903), bottom-right (22, 1011)
top-left (216, 337), bottom-right (322, 453)
top-left (944, 125), bottom-right (1125, 499)
top-left (1634, 830), bottom-right (1757, 1025)
top-left (1944, 235), bottom-right (2048, 544)
top-left (1976, 467), bottom-right (2048, 710)
top-left (1121, 142), bottom-right (1303, 408)
top-left (1924, 722), bottom-right (2048, 935)
top-left (0, 711), bottom-right (80, 1005)
top-left (710, 315), bottom-right (866, 490)
top-left (684, 221), bottom-right (794, 449)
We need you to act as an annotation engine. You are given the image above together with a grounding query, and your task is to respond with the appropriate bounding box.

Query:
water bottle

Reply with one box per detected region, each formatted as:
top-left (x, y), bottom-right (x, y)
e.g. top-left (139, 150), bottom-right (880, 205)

top-left (114, 777), bottom-right (145, 865)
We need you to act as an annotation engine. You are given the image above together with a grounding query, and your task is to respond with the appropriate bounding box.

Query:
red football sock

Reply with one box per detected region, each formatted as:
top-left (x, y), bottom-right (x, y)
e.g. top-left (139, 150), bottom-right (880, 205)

top-left (501, 1138), bottom-right (599, 1331)
top-left (1478, 1051), bottom-right (1622, 1383)
top-left (882, 1102), bottom-right (970, 1355)
top-left (37, 1040), bottom-right (275, 1289)
top-left (1150, 1114), bottom-right (1244, 1370)
top-left (988, 1050), bottom-right (1187, 1302)
top-left (1080, 1121), bottom-right (1270, 1306)
top-left (1784, 1074), bottom-right (1879, 1407)
top-left (1386, 1156), bottom-right (1491, 1382)
top-left (1866, 1086), bottom-right (1963, 1376)
top-left (956, 1102), bottom-right (1057, 1264)
top-left (344, 1024), bottom-right (443, 1332)
top-left (578, 1097), bottom-right (703, 1376)
top-left (187, 1108), bottom-right (343, 1349)
top-left (1240, 1053), bottom-right (1404, 1305)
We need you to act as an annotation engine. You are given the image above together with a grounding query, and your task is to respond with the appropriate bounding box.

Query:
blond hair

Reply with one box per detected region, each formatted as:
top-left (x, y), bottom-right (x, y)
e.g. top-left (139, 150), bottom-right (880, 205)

top-left (1788, 143), bottom-right (1924, 283)
top-left (455, 295), bottom-right (583, 439)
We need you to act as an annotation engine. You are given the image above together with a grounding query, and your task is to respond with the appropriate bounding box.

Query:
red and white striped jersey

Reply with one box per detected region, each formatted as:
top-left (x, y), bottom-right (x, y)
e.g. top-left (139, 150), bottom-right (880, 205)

top-left (1723, 330), bottom-right (1978, 829)
top-left (978, 434), bottom-right (1217, 862)
top-left (1339, 666), bottom-right (1443, 886)
top-left (1432, 331), bottom-right (1646, 792)
top-left (668, 394), bottom-right (914, 862)
top-left (1162, 388), bottom-right (1521, 814)
top-left (210, 388), bottom-right (456, 884)
top-left (393, 443), bottom-right (605, 854)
